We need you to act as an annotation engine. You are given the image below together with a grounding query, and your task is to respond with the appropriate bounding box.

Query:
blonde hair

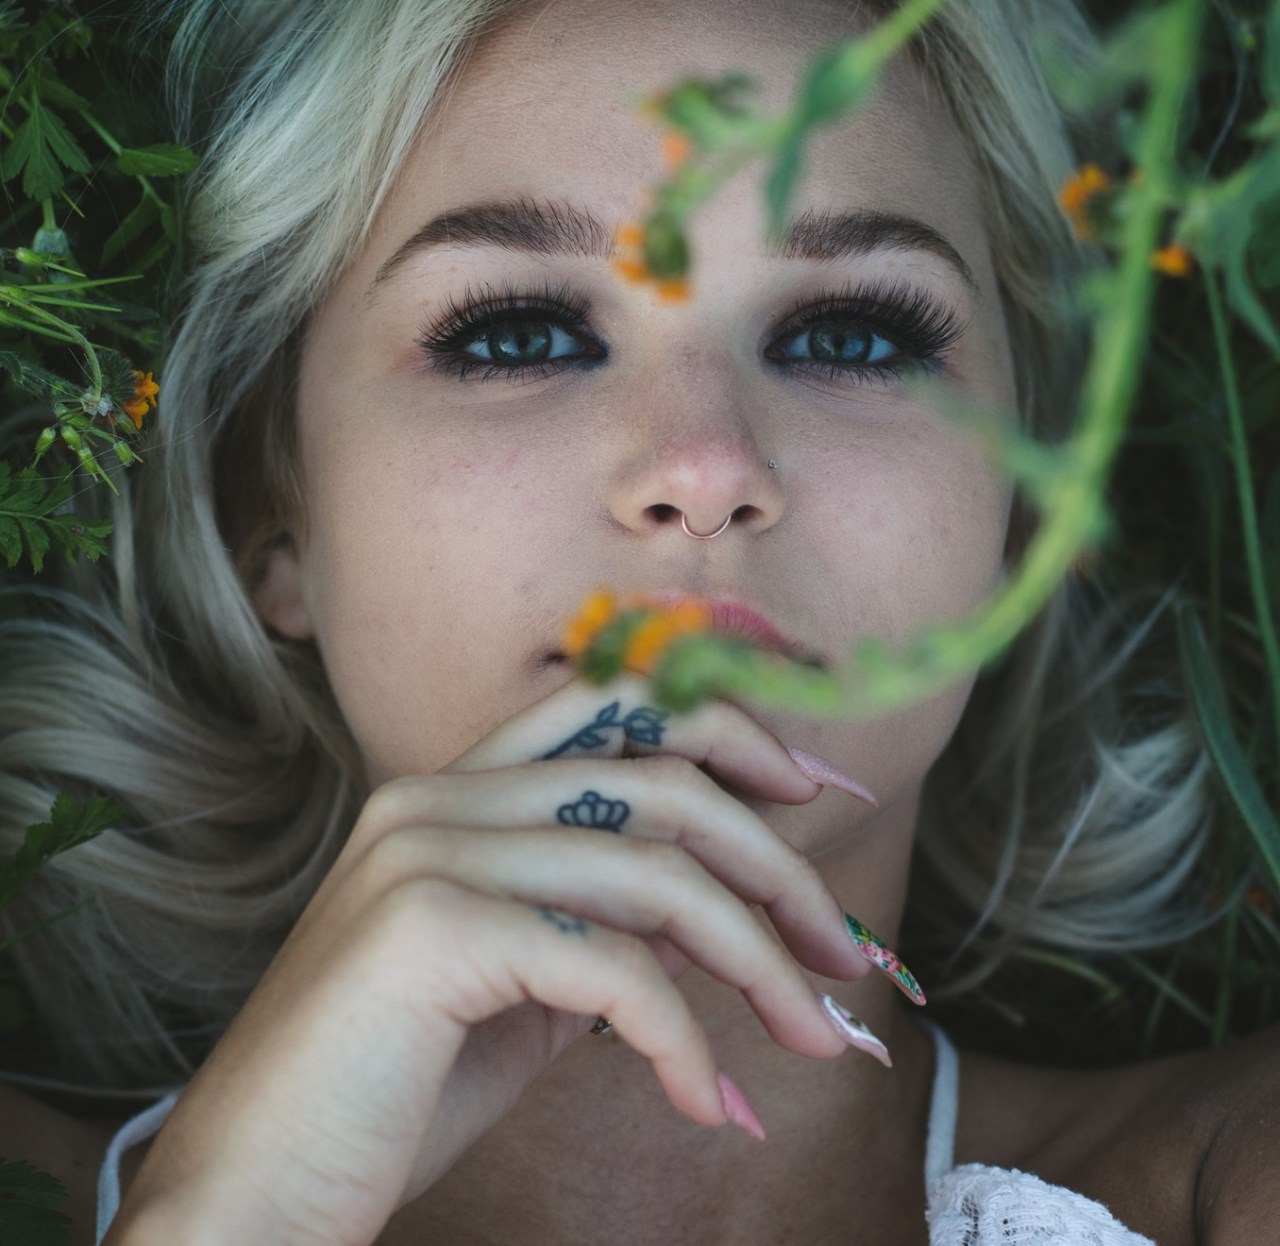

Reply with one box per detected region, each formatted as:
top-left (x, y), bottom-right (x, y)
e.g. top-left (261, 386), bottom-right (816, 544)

top-left (0, 0), bottom-right (1215, 1088)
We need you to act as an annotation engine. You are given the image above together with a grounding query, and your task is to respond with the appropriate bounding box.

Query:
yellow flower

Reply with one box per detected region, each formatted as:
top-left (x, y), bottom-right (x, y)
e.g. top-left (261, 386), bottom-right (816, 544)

top-left (1057, 163), bottom-right (1111, 240)
top-left (562, 590), bottom-right (619, 658)
top-left (121, 370), bottom-right (159, 429)
top-left (1150, 243), bottom-right (1195, 277)
top-left (621, 599), bottom-right (712, 674)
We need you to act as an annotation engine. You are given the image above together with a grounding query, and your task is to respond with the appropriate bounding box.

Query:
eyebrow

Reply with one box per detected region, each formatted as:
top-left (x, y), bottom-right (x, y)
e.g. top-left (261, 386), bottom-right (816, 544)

top-left (369, 195), bottom-right (980, 297)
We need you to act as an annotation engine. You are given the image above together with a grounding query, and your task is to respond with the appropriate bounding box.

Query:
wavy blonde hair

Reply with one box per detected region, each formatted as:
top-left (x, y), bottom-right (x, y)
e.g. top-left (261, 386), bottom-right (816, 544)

top-left (0, 0), bottom-right (1214, 1089)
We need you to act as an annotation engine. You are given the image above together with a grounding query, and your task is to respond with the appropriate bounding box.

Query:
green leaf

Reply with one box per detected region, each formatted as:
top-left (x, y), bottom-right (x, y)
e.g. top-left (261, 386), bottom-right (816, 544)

top-left (18, 518), bottom-right (50, 574)
top-left (0, 351), bottom-right (79, 404)
top-left (1264, 0), bottom-right (1280, 107)
top-left (1178, 605), bottom-right (1280, 889)
top-left (0, 100), bottom-right (89, 200)
top-left (0, 1159), bottom-right (71, 1246)
top-left (0, 794), bottom-right (123, 911)
top-left (101, 195), bottom-right (160, 266)
top-left (0, 518), bottom-right (20, 569)
top-left (116, 143), bottom-right (200, 177)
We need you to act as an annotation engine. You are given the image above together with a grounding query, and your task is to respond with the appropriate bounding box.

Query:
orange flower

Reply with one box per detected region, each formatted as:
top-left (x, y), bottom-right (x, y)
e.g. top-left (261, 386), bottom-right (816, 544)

top-left (660, 132), bottom-right (692, 170)
top-left (1057, 163), bottom-right (1111, 240)
top-left (611, 256), bottom-right (650, 284)
top-left (621, 599), bottom-right (712, 675)
top-left (562, 590), bottom-right (618, 658)
top-left (1150, 243), bottom-right (1195, 277)
top-left (121, 370), bottom-right (159, 429)
top-left (654, 277), bottom-right (691, 303)
top-left (614, 221), bottom-right (646, 250)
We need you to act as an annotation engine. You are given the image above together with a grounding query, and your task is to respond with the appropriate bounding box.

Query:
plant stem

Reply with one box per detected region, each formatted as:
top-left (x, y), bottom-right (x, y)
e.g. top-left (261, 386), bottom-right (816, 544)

top-left (663, 0), bottom-right (1206, 719)
top-left (1204, 270), bottom-right (1280, 753)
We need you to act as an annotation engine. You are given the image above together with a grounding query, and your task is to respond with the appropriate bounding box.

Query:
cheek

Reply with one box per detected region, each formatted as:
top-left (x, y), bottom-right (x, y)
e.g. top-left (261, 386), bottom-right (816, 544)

top-left (292, 402), bottom-right (577, 780)
top-left (809, 421), bottom-right (1010, 637)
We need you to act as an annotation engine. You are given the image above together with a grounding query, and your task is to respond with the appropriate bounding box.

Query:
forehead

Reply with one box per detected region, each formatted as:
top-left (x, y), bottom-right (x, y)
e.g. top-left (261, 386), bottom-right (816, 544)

top-left (346, 0), bottom-right (994, 309)
top-left (419, 0), bottom-right (980, 213)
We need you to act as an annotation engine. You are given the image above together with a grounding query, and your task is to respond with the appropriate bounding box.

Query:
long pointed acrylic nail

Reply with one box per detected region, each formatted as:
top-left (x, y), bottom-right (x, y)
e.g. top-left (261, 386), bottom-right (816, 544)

top-left (717, 1072), bottom-right (767, 1141)
top-left (819, 994), bottom-right (892, 1068)
top-left (844, 914), bottom-right (926, 1006)
top-left (786, 747), bottom-right (878, 807)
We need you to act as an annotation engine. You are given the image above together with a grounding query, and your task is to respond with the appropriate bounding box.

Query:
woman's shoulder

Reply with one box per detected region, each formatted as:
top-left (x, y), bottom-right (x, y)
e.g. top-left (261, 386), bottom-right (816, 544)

top-left (956, 1025), bottom-right (1280, 1246)
top-left (0, 1081), bottom-right (128, 1246)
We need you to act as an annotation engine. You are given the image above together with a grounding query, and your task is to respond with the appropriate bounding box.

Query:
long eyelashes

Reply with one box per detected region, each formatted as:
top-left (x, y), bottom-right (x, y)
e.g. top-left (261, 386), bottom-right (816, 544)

top-left (414, 275), bottom-right (966, 387)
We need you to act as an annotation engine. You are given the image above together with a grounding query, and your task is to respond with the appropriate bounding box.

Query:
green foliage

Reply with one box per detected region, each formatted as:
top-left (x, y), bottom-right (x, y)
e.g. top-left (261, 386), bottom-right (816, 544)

top-left (0, 1159), bottom-right (70, 1246)
top-left (0, 460), bottom-right (112, 572)
top-left (1179, 605), bottom-right (1280, 887)
top-left (585, 0), bottom-right (1280, 1060)
top-left (0, 0), bottom-right (197, 521)
top-left (0, 794), bottom-right (122, 917)
top-left (2, 99), bottom-right (92, 201)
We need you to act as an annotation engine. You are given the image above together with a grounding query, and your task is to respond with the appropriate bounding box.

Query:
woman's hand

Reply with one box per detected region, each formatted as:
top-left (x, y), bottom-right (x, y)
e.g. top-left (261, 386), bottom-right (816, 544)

top-left (105, 675), bottom-right (881, 1246)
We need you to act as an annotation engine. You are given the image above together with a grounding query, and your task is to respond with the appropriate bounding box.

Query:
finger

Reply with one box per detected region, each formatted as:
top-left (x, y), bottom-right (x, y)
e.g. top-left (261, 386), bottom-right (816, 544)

top-left (395, 878), bottom-right (735, 1130)
top-left (444, 672), bottom-right (825, 805)
top-left (366, 759), bottom-right (868, 982)
top-left (382, 826), bottom-right (853, 1059)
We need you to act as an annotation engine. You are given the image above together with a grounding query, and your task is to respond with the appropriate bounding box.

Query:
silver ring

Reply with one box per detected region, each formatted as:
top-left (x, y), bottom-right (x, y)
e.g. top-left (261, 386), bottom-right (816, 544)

top-left (680, 512), bottom-right (732, 540)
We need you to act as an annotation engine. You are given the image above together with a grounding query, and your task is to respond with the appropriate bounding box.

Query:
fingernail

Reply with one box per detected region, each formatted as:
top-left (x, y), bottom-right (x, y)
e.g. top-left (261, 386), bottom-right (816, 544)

top-left (717, 1071), bottom-right (767, 1141)
top-left (844, 914), bottom-right (926, 1006)
top-left (819, 995), bottom-right (892, 1068)
top-left (786, 747), bottom-right (878, 808)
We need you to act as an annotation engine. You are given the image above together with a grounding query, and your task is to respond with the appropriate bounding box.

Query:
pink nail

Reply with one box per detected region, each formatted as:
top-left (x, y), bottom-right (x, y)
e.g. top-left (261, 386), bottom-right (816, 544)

top-left (819, 995), bottom-right (893, 1068)
top-left (717, 1072), bottom-right (766, 1141)
top-left (787, 747), bottom-right (878, 808)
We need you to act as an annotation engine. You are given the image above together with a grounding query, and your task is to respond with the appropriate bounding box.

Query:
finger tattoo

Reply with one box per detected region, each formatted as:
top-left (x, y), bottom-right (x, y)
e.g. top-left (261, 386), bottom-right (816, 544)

top-left (557, 790), bottom-right (631, 833)
top-left (536, 905), bottom-right (590, 935)
top-left (540, 699), bottom-right (669, 760)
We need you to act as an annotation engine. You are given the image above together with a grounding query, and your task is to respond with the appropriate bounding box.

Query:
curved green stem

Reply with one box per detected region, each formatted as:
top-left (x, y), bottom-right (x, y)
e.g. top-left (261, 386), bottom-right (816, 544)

top-left (657, 0), bottom-right (1206, 718)
top-left (1, 286), bottom-right (103, 400)
top-left (1205, 270), bottom-right (1280, 750)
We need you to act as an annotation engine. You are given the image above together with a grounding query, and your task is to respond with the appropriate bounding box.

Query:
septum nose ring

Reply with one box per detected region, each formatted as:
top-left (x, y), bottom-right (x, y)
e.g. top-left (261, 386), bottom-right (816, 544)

top-left (680, 512), bottom-right (733, 540)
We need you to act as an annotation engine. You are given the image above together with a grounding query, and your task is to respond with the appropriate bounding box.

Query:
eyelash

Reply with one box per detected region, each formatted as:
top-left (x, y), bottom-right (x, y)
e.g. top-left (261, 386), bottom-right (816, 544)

top-left (414, 276), bottom-right (965, 388)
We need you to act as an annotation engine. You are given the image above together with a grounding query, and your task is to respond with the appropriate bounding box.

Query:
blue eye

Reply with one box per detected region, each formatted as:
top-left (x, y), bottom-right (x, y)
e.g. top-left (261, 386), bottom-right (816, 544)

top-left (416, 277), bottom-right (963, 386)
top-left (459, 318), bottom-right (586, 367)
top-left (774, 322), bottom-right (898, 367)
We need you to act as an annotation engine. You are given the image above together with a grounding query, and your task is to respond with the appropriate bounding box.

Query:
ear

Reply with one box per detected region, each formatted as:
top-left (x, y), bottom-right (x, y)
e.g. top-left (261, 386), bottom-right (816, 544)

top-left (252, 543), bottom-right (314, 640)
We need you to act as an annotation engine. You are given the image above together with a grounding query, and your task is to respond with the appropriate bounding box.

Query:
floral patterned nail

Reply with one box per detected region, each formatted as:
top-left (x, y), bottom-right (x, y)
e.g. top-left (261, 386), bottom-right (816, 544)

top-left (819, 995), bottom-right (892, 1068)
top-left (844, 915), bottom-right (926, 1006)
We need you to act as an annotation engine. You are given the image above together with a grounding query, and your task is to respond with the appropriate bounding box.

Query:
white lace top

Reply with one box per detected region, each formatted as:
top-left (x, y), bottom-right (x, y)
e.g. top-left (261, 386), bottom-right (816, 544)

top-left (923, 1026), bottom-right (1155, 1245)
top-left (95, 1026), bottom-right (1155, 1245)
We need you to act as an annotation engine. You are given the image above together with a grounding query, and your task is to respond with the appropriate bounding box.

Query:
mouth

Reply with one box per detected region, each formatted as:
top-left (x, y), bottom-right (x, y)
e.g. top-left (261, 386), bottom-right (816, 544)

top-left (547, 594), bottom-right (822, 666)
top-left (656, 595), bottom-right (798, 656)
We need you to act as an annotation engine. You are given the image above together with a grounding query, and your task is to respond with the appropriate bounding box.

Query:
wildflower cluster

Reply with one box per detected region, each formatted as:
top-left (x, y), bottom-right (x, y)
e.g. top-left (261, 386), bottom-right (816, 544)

top-left (564, 590), bottom-right (714, 679)
top-left (1057, 163), bottom-right (1198, 277)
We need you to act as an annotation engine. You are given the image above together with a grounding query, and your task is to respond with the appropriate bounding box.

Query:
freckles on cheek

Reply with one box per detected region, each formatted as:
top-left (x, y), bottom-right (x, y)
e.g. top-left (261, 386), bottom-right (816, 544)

top-left (817, 446), bottom-right (1007, 638)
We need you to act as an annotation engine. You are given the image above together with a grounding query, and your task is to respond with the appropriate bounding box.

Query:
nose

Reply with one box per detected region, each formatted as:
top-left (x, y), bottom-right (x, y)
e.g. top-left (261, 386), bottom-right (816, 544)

top-left (606, 402), bottom-right (785, 540)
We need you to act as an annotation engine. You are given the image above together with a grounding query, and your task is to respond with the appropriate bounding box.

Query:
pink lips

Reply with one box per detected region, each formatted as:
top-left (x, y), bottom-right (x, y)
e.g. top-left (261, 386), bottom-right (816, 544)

top-left (649, 593), bottom-right (797, 655)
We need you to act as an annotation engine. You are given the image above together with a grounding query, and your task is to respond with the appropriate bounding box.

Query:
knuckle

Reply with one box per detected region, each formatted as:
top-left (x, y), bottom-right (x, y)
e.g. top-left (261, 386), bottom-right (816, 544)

top-left (634, 753), bottom-right (700, 788)
top-left (372, 874), bottom-right (468, 944)
top-left (358, 775), bottom-right (438, 836)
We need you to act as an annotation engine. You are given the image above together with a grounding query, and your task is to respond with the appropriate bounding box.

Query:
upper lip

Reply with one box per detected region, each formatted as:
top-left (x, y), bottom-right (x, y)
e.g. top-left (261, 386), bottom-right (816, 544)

top-left (647, 593), bottom-right (803, 656)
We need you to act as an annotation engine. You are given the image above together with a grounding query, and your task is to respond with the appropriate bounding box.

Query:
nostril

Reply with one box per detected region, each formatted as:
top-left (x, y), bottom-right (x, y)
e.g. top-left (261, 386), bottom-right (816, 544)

top-left (649, 503), bottom-right (680, 524)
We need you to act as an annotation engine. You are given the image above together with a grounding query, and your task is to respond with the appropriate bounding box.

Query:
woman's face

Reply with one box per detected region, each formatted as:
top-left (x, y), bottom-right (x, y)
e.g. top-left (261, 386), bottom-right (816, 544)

top-left (258, 0), bottom-right (1016, 859)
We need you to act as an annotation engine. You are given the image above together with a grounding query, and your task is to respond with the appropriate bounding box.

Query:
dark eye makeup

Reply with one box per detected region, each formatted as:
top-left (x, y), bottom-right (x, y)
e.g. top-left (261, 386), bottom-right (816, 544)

top-left (414, 275), bottom-right (966, 388)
